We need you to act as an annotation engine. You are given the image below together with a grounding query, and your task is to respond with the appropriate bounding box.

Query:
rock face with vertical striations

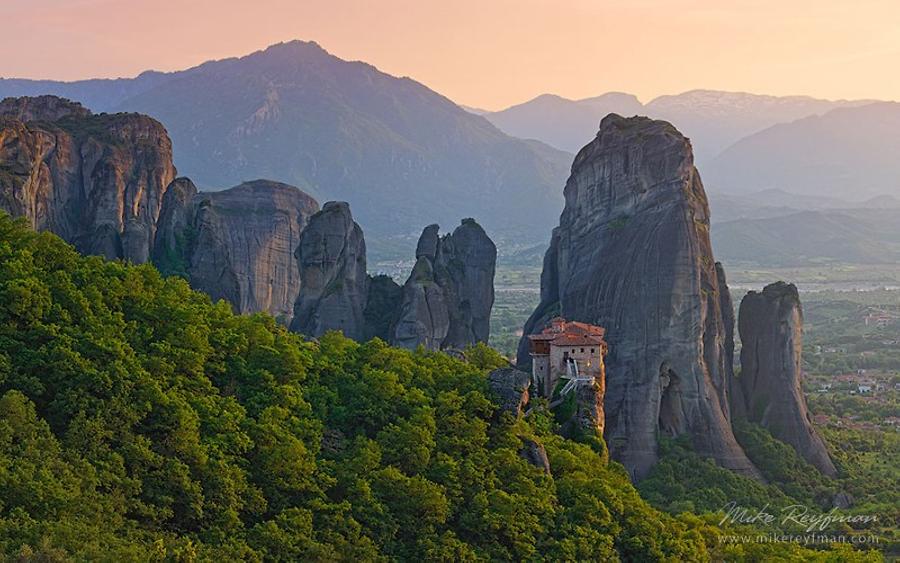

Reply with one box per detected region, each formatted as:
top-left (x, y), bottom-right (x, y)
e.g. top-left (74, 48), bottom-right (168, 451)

top-left (0, 96), bottom-right (176, 263)
top-left (290, 202), bottom-right (369, 340)
top-left (518, 114), bottom-right (758, 480)
top-left (735, 282), bottom-right (837, 476)
top-left (392, 252), bottom-right (451, 350)
top-left (717, 263), bottom-right (738, 418)
top-left (392, 219), bottom-right (497, 350)
top-left (153, 179), bottom-right (319, 322)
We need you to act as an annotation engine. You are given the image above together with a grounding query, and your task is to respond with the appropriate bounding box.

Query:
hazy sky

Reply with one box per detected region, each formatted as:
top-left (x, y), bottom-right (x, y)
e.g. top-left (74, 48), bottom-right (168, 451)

top-left (2, 0), bottom-right (899, 110)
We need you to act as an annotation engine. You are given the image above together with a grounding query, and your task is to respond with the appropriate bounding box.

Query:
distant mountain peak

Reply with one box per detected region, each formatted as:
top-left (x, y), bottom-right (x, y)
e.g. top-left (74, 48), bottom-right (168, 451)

top-left (484, 88), bottom-right (884, 164)
top-left (577, 92), bottom-right (642, 105)
top-left (258, 39), bottom-right (329, 58)
top-left (0, 40), bottom-right (570, 254)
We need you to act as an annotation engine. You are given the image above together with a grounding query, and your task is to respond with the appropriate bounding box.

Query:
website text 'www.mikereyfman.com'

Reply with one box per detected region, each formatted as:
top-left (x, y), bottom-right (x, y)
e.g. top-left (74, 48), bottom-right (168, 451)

top-left (719, 533), bottom-right (880, 546)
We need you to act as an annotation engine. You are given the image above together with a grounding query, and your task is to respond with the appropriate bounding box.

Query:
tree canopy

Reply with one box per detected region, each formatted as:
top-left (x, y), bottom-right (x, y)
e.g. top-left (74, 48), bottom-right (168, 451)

top-left (0, 214), bottom-right (880, 561)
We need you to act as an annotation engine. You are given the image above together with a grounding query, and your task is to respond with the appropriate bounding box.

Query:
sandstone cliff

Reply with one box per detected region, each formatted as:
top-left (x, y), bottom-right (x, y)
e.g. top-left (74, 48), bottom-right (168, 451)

top-left (518, 114), bottom-right (758, 480)
top-left (153, 179), bottom-right (319, 321)
top-left (290, 202), bottom-right (369, 340)
top-left (0, 96), bottom-right (175, 263)
top-left (392, 220), bottom-right (496, 351)
top-left (735, 282), bottom-right (837, 476)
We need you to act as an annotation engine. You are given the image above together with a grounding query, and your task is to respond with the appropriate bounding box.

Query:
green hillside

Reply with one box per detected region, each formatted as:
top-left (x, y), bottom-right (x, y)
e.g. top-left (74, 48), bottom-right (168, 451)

top-left (0, 214), bottom-right (881, 561)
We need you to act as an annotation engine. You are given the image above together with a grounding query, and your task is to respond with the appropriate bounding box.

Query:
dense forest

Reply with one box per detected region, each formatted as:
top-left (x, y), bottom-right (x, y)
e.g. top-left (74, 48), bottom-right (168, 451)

top-left (0, 214), bottom-right (881, 561)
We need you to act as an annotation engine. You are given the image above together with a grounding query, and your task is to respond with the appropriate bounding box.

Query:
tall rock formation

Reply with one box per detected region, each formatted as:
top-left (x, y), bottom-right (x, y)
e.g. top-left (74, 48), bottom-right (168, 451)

top-left (393, 249), bottom-right (450, 350)
top-left (0, 96), bottom-right (176, 263)
top-left (392, 219), bottom-right (496, 351)
top-left (717, 263), bottom-right (738, 417)
top-left (290, 202), bottom-right (369, 340)
top-left (735, 282), bottom-right (837, 476)
top-left (153, 179), bottom-right (319, 321)
top-left (518, 114), bottom-right (758, 480)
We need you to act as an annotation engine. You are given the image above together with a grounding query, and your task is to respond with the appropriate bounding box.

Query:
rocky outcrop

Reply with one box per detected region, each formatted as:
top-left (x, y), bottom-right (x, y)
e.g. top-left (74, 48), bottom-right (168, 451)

top-left (734, 282), bottom-right (837, 476)
top-left (153, 179), bottom-right (319, 321)
top-left (393, 254), bottom-right (451, 350)
top-left (518, 114), bottom-right (758, 480)
top-left (392, 220), bottom-right (496, 351)
top-left (0, 96), bottom-right (176, 264)
top-left (290, 202), bottom-right (369, 340)
top-left (1, 96), bottom-right (322, 320)
top-left (152, 177), bottom-right (198, 275)
top-left (519, 438), bottom-right (551, 475)
top-left (488, 367), bottom-right (531, 419)
top-left (832, 491), bottom-right (854, 509)
top-left (569, 380), bottom-right (606, 439)
top-left (0, 95), bottom-right (91, 122)
top-left (288, 214), bottom-right (495, 345)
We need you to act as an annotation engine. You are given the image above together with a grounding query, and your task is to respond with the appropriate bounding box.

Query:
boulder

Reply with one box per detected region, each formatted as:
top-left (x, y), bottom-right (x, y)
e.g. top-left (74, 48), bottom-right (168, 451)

top-left (519, 438), bottom-right (552, 475)
top-left (488, 367), bottom-right (531, 419)
top-left (832, 491), bottom-right (854, 509)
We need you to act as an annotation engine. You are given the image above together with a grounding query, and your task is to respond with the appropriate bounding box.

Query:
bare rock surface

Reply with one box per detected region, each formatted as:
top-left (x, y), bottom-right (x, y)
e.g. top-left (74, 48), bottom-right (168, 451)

top-left (0, 95), bottom-right (91, 122)
top-left (735, 282), bottom-right (837, 476)
top-left (392, 219), bottom-right (496, 350)
top-left (154, 179), bottom-right (319, 321)
top-left (488, 367), bottom-right (531, 419)
top-left (0, 95), bottom-right (176, 263)
top-left (570, 380), bottom-right (606, 439)
top-left (519, 438), bottom-right (551, 475)
top-left (518, 114), bottom-right (758, 480)
top-left (290, 202), bottom-right (369, 340)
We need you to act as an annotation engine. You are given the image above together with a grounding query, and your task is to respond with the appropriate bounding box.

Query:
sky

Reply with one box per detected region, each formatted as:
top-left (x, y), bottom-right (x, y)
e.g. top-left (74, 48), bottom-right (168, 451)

top-left (2, 0), bottom-right (899, 110)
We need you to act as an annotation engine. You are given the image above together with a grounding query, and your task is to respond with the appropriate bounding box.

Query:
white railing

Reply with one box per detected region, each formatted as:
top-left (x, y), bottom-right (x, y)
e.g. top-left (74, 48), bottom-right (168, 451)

top-left (557, 358), bottom-right (595, 400)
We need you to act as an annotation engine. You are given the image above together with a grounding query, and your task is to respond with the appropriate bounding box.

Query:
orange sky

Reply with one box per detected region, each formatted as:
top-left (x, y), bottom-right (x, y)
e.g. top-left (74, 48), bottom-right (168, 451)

top-left (2, 0), bottom-right (899, 110)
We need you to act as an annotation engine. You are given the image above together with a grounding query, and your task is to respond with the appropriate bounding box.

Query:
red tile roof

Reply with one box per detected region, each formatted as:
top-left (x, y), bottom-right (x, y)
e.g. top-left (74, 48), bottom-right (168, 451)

top-left (549, 333), bottom-right (605, 346)
top-left (528, 318), bottom-right (607, 348)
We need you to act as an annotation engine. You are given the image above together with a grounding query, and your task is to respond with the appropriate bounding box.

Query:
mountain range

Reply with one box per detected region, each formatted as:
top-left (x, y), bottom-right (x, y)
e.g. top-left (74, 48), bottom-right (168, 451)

top-left (502, 189), bottom-right (900, 267)
top-left (479, 90), bottom-right (876, 163)
top-left (705, 102), bottom-right (900, 199)
top-left (4, 40), bottom-right (900, 264)
top-left (482, 91), bottom-right (900, 266)
top-left (0, 41), bottom-right (571, 259)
